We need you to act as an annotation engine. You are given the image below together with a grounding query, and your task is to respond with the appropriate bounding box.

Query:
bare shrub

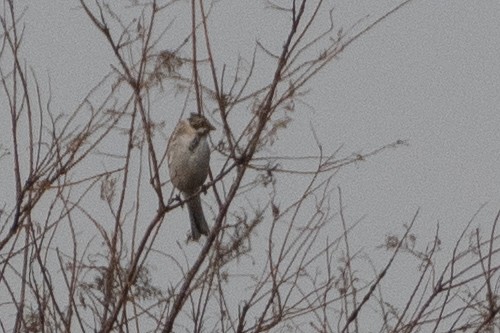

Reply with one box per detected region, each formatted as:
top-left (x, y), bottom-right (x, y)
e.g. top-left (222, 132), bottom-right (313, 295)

top-left (0, 0), bottom-right (498, 332)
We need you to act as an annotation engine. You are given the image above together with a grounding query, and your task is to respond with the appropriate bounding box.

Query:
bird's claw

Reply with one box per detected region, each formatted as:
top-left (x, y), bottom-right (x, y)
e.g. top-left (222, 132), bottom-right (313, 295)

top-left (168, 194), bottom-right (183, 206)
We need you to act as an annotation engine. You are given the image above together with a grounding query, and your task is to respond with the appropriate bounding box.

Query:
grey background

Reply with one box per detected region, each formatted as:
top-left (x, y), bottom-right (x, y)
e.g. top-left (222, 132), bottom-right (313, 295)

top-left (2, 0), bottom-right (500, 329)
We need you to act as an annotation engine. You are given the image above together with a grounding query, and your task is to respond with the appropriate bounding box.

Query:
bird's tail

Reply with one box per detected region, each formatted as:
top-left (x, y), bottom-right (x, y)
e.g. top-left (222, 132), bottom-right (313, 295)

top-left (185, 193), bottom-right (210, 240)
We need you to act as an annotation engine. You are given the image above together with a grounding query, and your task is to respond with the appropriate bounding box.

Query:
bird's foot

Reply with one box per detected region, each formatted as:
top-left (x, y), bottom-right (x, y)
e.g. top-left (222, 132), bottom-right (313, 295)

top-left (168, 194), bottom-right (183, 206)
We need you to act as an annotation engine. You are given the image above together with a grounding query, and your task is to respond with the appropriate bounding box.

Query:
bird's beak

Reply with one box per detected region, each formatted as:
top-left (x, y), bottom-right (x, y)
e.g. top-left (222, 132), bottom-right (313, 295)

top-left (208, 122), bottom-right (216, 131)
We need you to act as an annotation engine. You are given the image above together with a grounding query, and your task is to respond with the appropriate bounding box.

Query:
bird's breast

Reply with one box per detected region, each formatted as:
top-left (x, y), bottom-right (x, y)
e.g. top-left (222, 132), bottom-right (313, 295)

top-left (168, 136), bottom-right (211, 193)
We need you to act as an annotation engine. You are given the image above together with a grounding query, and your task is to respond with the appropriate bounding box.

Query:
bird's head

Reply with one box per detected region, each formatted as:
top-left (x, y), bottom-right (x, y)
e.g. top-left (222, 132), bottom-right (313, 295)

top-left (188, 113), bottom-right (215, 135)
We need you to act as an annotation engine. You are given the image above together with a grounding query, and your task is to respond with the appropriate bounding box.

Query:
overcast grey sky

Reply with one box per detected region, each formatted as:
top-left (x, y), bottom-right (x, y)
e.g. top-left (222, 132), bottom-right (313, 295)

top-left (22, 1), bottom-right (500, 238)
top-left (317, 0), bottom-right (500, 244)
top-left (3, 0), bottom-right (500, 330)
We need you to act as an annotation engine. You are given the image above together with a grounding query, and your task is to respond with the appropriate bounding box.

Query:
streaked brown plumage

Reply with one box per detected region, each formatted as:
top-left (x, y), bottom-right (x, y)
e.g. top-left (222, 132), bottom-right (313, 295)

top-left (167, 113), bottom-right (215, 240)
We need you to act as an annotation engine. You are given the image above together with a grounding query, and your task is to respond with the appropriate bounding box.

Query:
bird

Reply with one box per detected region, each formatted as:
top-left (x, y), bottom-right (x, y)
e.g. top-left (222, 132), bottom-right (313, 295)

top-left (167, 113), bottom-right (215, 240)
